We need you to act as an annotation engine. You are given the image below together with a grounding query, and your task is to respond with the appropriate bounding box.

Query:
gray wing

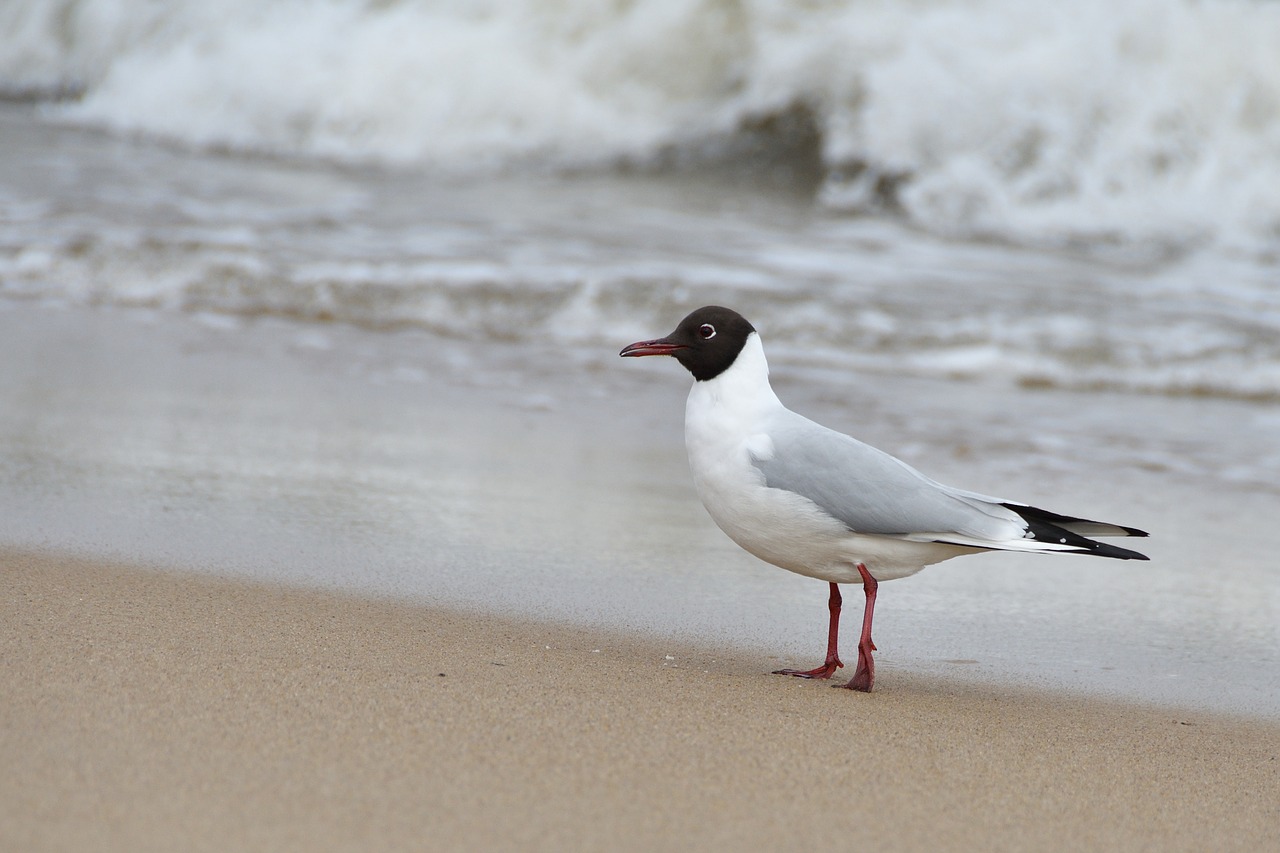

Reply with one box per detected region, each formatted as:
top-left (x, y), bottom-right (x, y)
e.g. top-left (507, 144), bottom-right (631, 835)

top-left (751, 410), bottom-right (1024, 541)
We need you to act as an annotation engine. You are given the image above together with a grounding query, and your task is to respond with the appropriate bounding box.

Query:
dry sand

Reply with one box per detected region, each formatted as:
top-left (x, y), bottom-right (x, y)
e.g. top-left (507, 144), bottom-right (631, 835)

top-left (4, 549), bottom-right (1278, 852)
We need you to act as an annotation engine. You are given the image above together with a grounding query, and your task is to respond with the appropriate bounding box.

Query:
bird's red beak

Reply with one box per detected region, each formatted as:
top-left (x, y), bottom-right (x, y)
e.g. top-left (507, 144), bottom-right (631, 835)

top-left (619, 337), bottom-right (686, 358)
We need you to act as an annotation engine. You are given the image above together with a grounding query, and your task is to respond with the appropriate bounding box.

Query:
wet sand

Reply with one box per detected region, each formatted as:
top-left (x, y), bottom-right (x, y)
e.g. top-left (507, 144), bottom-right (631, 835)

top-left (4, 549), bottom-right (1277, 852)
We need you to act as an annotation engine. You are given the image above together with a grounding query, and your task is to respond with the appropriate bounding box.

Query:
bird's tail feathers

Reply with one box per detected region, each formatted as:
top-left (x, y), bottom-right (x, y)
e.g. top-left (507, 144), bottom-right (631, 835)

top-left (999, 503), bottom-right (1149, 560)
top-left (914, 531), bottom-right (1149, 560)
top-left (904, 500), bottom-right (1150, 561)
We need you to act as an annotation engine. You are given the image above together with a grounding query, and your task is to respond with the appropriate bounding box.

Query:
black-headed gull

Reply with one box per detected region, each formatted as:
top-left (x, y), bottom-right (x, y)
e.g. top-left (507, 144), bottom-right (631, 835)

top-left (620, 306), bottom-right (1148, 692)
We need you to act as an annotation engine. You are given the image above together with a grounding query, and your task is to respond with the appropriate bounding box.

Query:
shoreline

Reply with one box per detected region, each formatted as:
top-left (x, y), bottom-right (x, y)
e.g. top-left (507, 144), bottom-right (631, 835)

top-left (4, 303), bottom-right (1278, 719)
top-left (5, 548), bottom-right (1278, 852)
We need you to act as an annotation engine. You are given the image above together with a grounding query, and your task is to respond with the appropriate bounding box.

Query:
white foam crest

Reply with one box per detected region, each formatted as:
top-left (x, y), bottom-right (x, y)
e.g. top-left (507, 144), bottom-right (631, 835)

top-left (4, 0), bottom-right (1280, 253)
top-left (10, 0), bottom-right (750, 167)
top-left (807, 0), bottom-right (1280, 254)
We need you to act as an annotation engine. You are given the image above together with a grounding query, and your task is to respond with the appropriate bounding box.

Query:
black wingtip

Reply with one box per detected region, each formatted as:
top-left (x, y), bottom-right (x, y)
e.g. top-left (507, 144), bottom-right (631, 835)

top-left (1004, 503), bottom-right (1150, 561)
top-left (1090, 541), bottom-right (1150, 561)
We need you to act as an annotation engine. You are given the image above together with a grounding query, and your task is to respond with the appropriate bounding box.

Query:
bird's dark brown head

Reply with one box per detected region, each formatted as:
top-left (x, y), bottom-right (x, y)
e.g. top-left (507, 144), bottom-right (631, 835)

top-left (619, 306), bottom-right (757, 382)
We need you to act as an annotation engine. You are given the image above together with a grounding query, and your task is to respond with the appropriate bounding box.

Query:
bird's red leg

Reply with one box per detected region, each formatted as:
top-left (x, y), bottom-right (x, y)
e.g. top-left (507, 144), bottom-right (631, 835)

top-left (773, 582), bottom-right (844, 679)
top-left (842, 563), bottom-right (878, 692)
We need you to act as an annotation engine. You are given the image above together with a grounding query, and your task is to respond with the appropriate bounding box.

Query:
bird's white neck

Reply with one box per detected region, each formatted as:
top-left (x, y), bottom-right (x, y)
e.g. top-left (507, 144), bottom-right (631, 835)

top-left (685, 332), bottom-right (782, 428)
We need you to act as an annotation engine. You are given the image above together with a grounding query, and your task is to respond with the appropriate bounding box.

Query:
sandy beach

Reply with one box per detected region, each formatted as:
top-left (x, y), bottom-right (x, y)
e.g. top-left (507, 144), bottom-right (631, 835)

top-left (4, 548), bottom-right (1277, 852)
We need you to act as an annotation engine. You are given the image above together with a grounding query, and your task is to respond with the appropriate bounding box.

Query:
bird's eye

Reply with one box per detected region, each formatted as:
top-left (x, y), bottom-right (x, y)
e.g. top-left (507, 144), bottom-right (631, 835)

top-left (698, 324), bottom-right (716, 340)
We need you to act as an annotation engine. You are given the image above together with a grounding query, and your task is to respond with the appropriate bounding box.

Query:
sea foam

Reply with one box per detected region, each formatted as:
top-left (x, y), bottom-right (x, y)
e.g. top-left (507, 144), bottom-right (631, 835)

top-left (4, 0), bottom-right (1280, 256)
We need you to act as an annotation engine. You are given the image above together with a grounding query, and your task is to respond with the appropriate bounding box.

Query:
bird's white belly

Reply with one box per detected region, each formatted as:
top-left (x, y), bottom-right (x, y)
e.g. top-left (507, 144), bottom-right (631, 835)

top-left (690, 460), bottom-right (862, 583)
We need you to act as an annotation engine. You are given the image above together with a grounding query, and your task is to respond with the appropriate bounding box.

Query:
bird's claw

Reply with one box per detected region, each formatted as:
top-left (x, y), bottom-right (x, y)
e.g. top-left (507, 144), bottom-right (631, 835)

top-left (772, 660), bottom-right (843, 680)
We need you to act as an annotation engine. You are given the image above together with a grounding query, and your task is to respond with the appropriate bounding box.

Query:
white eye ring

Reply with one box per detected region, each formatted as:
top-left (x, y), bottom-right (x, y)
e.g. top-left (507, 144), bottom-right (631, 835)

top-left (698, 324), bottom-right (716, 339)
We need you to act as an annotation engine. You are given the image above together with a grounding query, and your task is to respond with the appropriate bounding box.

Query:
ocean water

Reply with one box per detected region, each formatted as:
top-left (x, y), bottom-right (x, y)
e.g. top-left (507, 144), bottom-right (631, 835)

top-left (2, 2), bottom-right (1279, 714)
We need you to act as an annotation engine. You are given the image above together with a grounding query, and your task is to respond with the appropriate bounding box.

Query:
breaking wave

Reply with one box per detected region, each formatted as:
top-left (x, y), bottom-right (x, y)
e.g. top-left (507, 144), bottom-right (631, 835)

top-left (5, 0), bottom-right (1280, 256)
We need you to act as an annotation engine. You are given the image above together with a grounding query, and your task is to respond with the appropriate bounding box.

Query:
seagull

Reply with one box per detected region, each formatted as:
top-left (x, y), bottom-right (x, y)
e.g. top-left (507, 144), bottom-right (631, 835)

top-left (620, 306), bottom-right (1149, 692)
